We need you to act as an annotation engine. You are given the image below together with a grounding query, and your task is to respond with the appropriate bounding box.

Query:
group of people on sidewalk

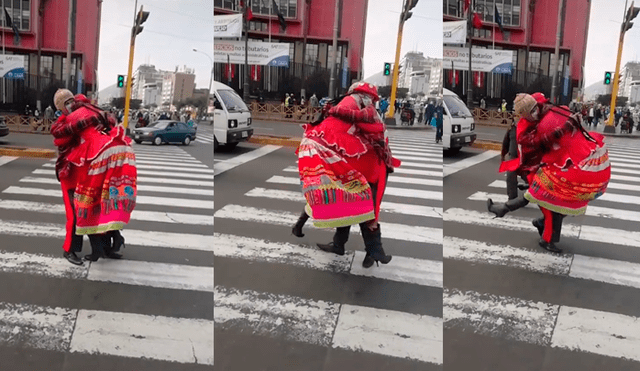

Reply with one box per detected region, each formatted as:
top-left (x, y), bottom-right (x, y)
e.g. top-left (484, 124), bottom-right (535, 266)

top-left (292, 81), bottom-right (401, 267)
top-left (488, 92), bottom-right (611, 253)
top-left (51, 89), bottom-right (137, 265)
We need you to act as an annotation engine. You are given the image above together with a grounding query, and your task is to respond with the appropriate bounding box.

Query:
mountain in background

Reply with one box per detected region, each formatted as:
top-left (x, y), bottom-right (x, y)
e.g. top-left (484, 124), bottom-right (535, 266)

top-left (97, 83), bottom-right (123, 105)
top-left (583, 80), bottom-right (611, 101)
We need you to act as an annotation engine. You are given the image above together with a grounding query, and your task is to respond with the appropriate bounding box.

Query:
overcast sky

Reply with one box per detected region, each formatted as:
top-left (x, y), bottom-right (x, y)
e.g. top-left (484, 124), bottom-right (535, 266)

top-left (584, 0), bottom-right (640, 87)
top-left (98, 0), bottom-right (214, 92)
top-left (362, 0), bottom-right (442, 79)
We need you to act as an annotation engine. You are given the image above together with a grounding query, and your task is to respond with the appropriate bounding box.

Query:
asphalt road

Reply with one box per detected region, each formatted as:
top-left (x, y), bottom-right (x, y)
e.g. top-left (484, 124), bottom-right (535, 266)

top-left (0, 128), bottom-right (213, 369)
top-left (214, 131), bottom-right (443, 370)
top-left (442, 137), bottom-right (640, 370)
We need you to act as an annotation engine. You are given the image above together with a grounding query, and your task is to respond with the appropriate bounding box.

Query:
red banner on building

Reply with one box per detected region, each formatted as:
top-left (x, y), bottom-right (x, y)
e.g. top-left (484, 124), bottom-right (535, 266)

top-left (224, 63), bottom-right (235, 80)
top-left (474, 71), bottom-right (484, 88)
top-left (251, 65), bottom-right (261, 81)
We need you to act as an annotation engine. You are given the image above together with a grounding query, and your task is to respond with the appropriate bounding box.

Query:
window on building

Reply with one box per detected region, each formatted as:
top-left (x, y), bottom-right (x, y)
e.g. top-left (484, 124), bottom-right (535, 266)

top-left (529, 51), bottom-right (541, 72)
top-left (249, 20), bottom-right (268, 31)
top-left (40, 56), bottom-right (53, 76)
top-left (444, 0), bottom-right (462, 17)
top-left (476, 0), bottom-right (520, 27)
top-left (1, 0), bottom-right (29, 31)
top-left (305, 44), bottom-right (318, 64)
top-left (216, 0), bottom-right (238, 11)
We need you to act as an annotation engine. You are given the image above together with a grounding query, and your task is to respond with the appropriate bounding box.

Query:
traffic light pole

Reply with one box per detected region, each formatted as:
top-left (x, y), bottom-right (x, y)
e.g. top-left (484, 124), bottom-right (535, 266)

top-left (122, 31), bottom-right (137, 131)
top-left (387, 2), bottom-right (406, 119)
top-left (606, 0), bottom-right (631, 132)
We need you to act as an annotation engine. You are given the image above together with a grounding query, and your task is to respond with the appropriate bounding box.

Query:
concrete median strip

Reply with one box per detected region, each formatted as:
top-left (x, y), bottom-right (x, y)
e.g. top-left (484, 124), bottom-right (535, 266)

top-left (0, 146), bottom-right (56, 158)
top-left (248, 134), bottom-right (301, 147)
top-left (470, 139), bottom-right (502, 151)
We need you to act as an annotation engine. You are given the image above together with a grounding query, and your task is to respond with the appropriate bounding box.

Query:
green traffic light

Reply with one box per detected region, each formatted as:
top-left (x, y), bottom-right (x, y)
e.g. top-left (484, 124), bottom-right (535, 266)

top-left (117, 75), bottom-right (125, 88)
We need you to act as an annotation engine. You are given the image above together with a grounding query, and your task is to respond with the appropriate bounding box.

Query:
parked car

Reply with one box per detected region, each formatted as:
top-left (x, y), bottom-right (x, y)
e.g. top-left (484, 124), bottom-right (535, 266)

top-left (132, 120), bottom-right (196, 145)
top-left (0, 117), bottom-right (8, 137)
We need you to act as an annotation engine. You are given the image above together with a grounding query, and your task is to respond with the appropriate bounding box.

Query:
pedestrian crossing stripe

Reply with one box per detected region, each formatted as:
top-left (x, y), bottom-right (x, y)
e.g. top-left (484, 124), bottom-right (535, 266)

top-left (21, 175), bottom-right (214, 188)
top-left (34, 168), bottom-right (214, 180)
top-left (214, 233), bottom-right (442, 287)
top-left (215, 285), bottom-right (443, 364)
top-left (215, 204), bottom-right (442, 245)
top-left (40, 162), bottom-right (214, 174)
top-left (0, 301), bottom-right (213, 364)
top-left (444, 288), bottom-right (640, 363)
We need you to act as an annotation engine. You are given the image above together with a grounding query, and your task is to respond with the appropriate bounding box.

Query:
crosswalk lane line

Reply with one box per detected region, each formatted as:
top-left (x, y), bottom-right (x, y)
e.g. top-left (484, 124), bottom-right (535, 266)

top-left (392, 160), bottom-right (442, 170)
top-left (0, 198), bottom-right (212, 225)
top-left (444, 236), bottom-right (640, 289)
top-left (445, 208), bottom-right (640, 248)
top-left (266, 174), bottom-right (443, 188)
top-left (133, 159), bottom-right (209, 168)
top-left (214, 233), bottom-right (442, 287)
top-left (21, 175), bottom-right (214, 188)
top-left (215, 145), bottom-right (282, 176)
top-left (0, 156), bottom-right (17, 166)
top-left (0, 219), bottom-right (213, 251)
top-left (488, 179), bottom-right (640, 194)
top-left (444, 288), bottom-right (640, 362)
top-left (69, 310), bottom-right (213, 364)
top-left (215, 205), bottom-right (442, 244)
top-left (33, 168), bottom-right (214, 180)
top-left (215, 286), bottom-right (442, 364)
top-left (41, 162), bottom-right (214, 174)
top-left (245, 187), bottom-right (443, 215)
top-left (469, 191), bottom-right (640, 222)
top-left (134, 154), bottom-right (202, 163)
top-left (2, 186), bottom-right (213, 210)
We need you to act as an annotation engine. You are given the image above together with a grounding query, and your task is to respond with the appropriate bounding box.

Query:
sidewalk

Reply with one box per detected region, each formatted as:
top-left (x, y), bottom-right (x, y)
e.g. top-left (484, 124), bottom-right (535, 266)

top-left (587, 122), bottom-right (640, 139)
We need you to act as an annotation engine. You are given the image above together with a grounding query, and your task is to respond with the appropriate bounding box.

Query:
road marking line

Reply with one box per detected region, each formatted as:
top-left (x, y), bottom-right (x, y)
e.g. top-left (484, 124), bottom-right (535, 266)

top-left (0, 156), bottom-right (18, 166)
top-left (245, 187), bottom-right (442, 217)
top-left (214, 233), bottom-right (442, 287)
top-left (33, 168), bottom-right (214, 180)
top-left (0, 219), bottom-right (213, 251)
top-left (215, 286), bottom-right (442, 364)
top-left (444, 151), bottom-right (499, 177)
top-left (135, 159), bottom-right (208, 168)
top-left (70, 310), bottom-right (213, 365)
top-left (42, 162), bottom-right (214, 174)
top-left (2, 186), bottom-right (213, 210)
top-left (215, 205), bottom-right (442, 244)
top-left (214, 145), bottom-right (281, 176)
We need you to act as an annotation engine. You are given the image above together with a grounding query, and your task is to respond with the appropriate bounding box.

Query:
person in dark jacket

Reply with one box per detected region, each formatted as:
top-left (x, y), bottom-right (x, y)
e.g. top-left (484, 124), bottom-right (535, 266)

top-left (424, 101), bottom-right (436, 126)
top-left (501, 118), bottom-right (528, 200)
top-left (435, 102), bottom-right (443, 143)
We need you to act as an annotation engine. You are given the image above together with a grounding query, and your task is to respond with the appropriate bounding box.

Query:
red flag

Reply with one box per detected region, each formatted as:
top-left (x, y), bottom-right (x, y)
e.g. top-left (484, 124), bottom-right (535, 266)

top-left (473, 12), bottom-right (483, 29)
top-left (225, 64), bottom-right (235, 80)
top-left (240, 0), bottom-right (254, 20)
top-left (463, 0), bottom-right (470, 13)
top-left (474, 71), bottom-right (484, 88)
top-left (251, 65), bottom-right (261, 81)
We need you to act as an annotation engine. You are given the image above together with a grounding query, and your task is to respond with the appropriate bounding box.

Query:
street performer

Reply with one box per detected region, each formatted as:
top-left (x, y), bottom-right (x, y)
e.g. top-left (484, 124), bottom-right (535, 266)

top-left (52, 89), bottom-right (137, 264)
top-left (487, 92), bottom-right (611, 253)
top-left (292, 81), bottom-right (400, 268)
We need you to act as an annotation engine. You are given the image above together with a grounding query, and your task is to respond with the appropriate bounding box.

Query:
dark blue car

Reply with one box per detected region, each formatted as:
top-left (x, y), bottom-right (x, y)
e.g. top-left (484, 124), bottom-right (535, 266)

top-left (132, 120), bottom-right (197, 146)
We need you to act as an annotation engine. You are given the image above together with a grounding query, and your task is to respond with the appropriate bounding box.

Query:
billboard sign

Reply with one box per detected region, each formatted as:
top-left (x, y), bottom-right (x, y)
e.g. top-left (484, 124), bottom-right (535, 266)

top-left (214, 14), bottom-right (243, 38)
top-left (0, 55), bottom-right (25, 79)
top-left (443, 21), bottom-right (467, 44)
top-left (443, 47), bottom-right (513, 74)
top-left (214, 40), bottom-right (290, 67)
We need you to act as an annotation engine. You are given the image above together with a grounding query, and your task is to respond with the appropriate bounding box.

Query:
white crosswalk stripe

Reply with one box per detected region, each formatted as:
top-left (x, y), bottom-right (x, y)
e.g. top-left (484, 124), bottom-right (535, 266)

top-left (0, 145), bottom-right (213, 366)
top-left (214, 130), bottom-right (443, 365)
top-left (444, 145), bottom-right (640, 366)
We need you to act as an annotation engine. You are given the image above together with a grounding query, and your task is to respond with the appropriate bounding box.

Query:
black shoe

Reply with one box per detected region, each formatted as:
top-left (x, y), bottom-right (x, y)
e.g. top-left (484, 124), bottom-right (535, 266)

top-left (106, 252), bottom-right (123, 259)
top-left (317, 242), bottom-right (345, 256)
top-left (83, 253), bottom-right (101, 262)
top-left (112, 234), bottom-right (125, 251)
top-left (64, 251), bottom-right (83, 266)
top-left (532, 218), bottom-right (544, 236)
top-left (362, 252), bottom-right (391, 268)
top-left (291, 212), bottom-right (309, 238)
top-left (539, 239), bottom-right (562, 254)
top-left (517, 183), bottom-right (529, 190)
top-left (487, 198), bottom-right (509, 218)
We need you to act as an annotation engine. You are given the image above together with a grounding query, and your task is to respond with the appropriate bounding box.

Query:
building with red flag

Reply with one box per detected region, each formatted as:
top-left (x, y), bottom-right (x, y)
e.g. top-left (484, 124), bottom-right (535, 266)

top-left (0, 0), bottom-right (102, 110)
top-left (443, 0), bottom-right (591, 106)
top-left (214, 0), bottom-right (368, 99)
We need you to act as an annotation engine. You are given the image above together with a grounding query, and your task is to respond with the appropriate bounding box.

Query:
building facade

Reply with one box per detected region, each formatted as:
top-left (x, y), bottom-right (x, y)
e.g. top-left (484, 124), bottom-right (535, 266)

top-left (443, 0), bottom-right (591, 105)
top-left (2, 0), bottom-right (102, 109)
top-left (619, 61), bottom-right (640, 99)
top-left (133, 64), bottom-right (164, 101)
top-left (214, 0), bottom-right (368, 98)
top-left (161, 68), bottom-right (196, 107)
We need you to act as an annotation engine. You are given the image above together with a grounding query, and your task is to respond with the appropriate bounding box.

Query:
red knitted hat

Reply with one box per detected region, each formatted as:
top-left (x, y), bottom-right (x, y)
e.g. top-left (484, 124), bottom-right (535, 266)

top-left (347, 81), bottom-right (379, 102)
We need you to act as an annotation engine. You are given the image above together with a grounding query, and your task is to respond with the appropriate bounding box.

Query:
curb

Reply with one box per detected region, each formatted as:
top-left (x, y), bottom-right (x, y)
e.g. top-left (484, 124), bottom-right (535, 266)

top-left (248, 135), bottom-right (300, 147)
top-left (0, 146), bottom-right (56, 158)
top-left (470, 140), bottom-right (502, 151)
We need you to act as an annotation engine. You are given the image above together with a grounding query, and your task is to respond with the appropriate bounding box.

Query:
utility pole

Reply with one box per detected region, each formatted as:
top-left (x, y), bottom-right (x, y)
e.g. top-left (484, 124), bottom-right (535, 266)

top-left (328, 0), bottom-right (340, 99)
top-left (387, 0), bottom-right (418, 119)
top-left (64, 0), bottom-right (73, 89)
top-left (243, 1), bottom-right (250, 102)
top-left (550, 0), bottom-right (564, 103)
top-left (466, 0), bottom-right (473, 107)
top-left (606, 0), bottom-right (640, 132)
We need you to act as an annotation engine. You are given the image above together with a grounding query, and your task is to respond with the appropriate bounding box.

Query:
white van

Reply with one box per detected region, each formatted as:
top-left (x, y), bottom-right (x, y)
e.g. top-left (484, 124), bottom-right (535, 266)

top-left (213, 81), bottom-right (253, 151)
top-left (442, 88), bottom-right (476, 153)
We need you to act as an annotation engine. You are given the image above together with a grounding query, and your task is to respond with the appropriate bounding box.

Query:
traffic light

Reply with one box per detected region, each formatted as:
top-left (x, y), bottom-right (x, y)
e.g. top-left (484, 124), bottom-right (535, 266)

top-left (384, 63), bottom-right (391, 76)
top-left (623, 5), bottom-right (640, 32)
top-left (133, 6), bottom-right (150, 36)
top-left (117, 75), bottom-right (125, 88)
top-left (604, 71), bottom-right (612, 85)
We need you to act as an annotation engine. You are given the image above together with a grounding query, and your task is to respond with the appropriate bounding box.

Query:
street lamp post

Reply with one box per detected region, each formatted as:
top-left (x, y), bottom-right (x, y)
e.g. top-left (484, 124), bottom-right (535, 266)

top-left (193, 48), bottom-right (214, 117)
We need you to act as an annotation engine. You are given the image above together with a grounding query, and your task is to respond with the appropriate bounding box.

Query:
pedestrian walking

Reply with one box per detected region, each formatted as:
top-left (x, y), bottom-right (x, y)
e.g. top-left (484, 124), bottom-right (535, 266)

top-left (435, 101), bottom-right (443, 143)
top-left (487, 92), bottom-right (611, 253)
top-left (292, 82), bottom-right (401, 268)
top-left (51, 89), bottom-right (137, 264)
top-left (500, 116), bottom-right (528, 200)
